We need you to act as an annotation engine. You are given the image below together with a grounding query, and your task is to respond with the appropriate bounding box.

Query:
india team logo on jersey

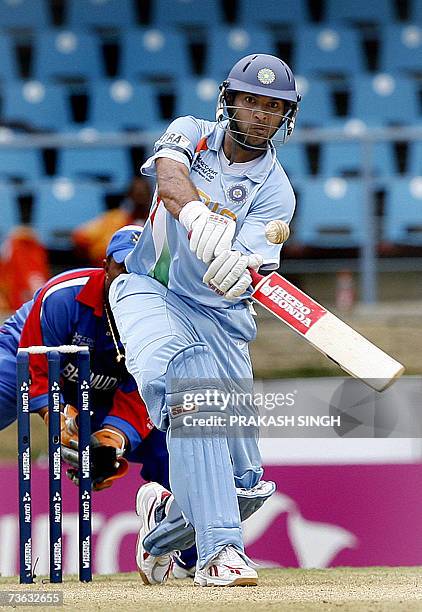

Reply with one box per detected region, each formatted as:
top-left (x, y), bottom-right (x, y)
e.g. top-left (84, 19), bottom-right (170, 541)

top-left (226, 184), bottom-right (249, 205)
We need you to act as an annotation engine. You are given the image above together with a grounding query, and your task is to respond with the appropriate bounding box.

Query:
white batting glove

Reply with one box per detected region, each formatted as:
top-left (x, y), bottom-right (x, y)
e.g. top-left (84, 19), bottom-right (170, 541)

top-left (179, 200), bottom-right (236, 264)
top-left (203, 249), bottom-right (263, 300)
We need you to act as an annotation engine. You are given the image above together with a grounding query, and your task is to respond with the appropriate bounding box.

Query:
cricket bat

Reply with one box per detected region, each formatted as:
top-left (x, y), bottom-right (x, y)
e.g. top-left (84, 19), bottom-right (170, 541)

top-left (248, 267), bottom-right (404, 392)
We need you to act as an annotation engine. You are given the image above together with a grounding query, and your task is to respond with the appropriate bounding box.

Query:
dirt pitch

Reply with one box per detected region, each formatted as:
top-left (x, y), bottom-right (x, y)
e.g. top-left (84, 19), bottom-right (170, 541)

top-left (1, 568), bottom-right (422, 611)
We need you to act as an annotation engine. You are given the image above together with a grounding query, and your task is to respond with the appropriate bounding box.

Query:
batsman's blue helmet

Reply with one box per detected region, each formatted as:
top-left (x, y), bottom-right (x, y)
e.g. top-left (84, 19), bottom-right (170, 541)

top-left (216, 53), bottom-right (301, 147)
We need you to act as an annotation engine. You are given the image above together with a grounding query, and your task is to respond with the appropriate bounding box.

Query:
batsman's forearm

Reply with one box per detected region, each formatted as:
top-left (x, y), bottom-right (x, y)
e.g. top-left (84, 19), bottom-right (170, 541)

top-left (156, 158), bottom-right (200, 218)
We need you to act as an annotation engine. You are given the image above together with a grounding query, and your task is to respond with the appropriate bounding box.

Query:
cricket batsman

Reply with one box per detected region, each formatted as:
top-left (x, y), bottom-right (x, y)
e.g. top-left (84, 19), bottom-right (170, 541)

top-left (109, 54), bottom-right (300, 586)
top-left (0, 226), bottom-right (169, 491)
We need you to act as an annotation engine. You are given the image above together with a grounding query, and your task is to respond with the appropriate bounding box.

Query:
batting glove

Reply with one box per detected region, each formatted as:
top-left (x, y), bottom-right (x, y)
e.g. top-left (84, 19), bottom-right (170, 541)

top-left (179, 200), bottom-right (236, 264)
top-left (203, 249), bottom-right (263, 300)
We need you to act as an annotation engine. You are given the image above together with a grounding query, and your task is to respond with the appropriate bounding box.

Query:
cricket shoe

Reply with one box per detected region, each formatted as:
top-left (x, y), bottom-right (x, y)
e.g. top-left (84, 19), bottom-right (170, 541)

top-left (172, 558), bottom-right (195, 580)
top-left (194, 545), bottom-right (258, 587)
top-left (135, 482), bottom-right (174, 585)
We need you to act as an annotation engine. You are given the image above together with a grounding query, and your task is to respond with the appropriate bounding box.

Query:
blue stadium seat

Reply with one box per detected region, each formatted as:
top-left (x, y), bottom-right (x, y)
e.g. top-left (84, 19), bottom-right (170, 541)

top-left (57, 147), bottom-right (131, 184)
top-left (2, 81), bottom-right (71, 131)
top-left (206, 27), bottom-right (275, 82)
top-left (348, 74), bottom-right (419, 126)
top-left (33, 180), bottom-right (104, 249)
top-left (89, 80), bottom-right (161, 131)
top-left (174, 78), bottom-right (219, 121)
top-left (319, 142), bottom-right (396, 177)
top-left (294, 26), bottom-right (364, 75)
top-left (0, 186), bottom-right (19, 243)
top-left (325, 0), bottom-right (394, 23)
top-left (295, 178), bottom-right (366, 247)
top-left (0, 0), bottom-right (49, 28)
top-left (0, 34), bottom-right (19, 80)
top-left (414, 0), bottom-right (422, 22)
top-left (405, 142), bottom-right (422, 175)
top-left (33, 31), bottom-right (103, 81)
top-left (380, 25), bottom-right (422, 74)
top-left (383, 178), bottom-right (422, 245)
top-left (121, 29), bottom-right (190, 80)
top-left (151, 0), bottom-right (223, 27)
top-left (295, 76), bottom-right (335, 127)
top-left (89, 79), bottom-right (161, 132)
top-left (67, 0), bottom-right (136, 29)
top-left (0, 150), bottom-right (43, 183)
top-left (277, 143), bottom-right (308, 178)
top-left (238, 0), bottom-right (307, 24)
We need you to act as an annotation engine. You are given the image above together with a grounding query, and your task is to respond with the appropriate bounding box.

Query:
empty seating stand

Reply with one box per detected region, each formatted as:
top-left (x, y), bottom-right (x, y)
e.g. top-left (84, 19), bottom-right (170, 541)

top-left (295, 178), bottom-right (366, 247)
top-left (384, 178), bottom-right (422, 245)
top-left (33, 180), bottom-right (104, 249)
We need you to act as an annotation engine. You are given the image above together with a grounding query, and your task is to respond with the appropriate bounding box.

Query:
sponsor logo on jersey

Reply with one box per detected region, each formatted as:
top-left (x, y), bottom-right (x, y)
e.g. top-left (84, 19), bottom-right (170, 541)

top-left (192, 155), bottom-right (218, 182)
top-left (72, 332), bottom-right (95, 348)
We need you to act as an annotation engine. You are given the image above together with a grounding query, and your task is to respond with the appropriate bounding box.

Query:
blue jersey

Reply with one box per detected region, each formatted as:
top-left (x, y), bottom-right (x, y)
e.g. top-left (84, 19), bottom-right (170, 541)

top-left (0, 268), bottom-right (153, 450)
top-left (126, 116), bottom-right (296, 308)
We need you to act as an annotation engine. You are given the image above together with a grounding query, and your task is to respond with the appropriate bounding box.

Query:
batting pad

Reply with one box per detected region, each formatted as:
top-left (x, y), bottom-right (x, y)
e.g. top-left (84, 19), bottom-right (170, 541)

top-left (165, 343), bottom-right (243, 567)
top-left (143, 480), bottom-right (277, 557)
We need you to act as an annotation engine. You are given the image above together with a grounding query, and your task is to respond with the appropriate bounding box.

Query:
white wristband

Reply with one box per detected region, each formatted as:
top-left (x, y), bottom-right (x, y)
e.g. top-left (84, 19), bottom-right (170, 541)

top-left (178, 200), bottom-right (208, 231)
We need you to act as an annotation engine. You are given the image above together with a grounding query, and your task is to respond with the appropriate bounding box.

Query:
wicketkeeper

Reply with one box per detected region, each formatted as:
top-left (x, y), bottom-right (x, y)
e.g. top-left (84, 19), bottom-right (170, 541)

top-left (0, 226), bottom-right (169, 491)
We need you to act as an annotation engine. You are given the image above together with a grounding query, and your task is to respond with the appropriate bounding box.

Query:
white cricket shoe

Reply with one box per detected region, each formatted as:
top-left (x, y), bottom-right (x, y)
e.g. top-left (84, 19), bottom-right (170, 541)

top-left (194, 545), bottom-right (258, 587)
top-left (172, 560), bottom-right (196, 580)
top-left (135, 482), bottom-right (173, 585)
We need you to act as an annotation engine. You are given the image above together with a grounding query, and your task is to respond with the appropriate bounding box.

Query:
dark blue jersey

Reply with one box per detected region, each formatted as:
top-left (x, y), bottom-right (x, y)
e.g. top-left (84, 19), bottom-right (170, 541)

top-left (0, 268), bottom-right (153, 451)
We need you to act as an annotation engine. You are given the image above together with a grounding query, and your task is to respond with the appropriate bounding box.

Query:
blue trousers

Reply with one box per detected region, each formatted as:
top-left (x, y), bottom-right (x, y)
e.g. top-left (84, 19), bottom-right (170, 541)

top-left (110, 273), bottom-right (263, 567)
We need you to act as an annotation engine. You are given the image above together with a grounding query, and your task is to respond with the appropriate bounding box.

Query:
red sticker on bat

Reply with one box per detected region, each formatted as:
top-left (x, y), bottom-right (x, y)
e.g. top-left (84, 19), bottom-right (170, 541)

top-left (252, 273), bottom-right (327, 335)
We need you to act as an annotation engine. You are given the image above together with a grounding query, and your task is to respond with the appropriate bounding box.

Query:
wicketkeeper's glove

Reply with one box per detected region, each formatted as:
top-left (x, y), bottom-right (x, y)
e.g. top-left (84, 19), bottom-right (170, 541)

top-left (64, 427), bottom-right (129, 492)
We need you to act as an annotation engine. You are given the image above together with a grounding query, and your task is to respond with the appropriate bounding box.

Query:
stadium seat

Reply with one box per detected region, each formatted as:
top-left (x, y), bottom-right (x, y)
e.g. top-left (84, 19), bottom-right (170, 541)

top-left (120, 28), bottom-right (190, 80)
top-left (277, 143), bottom-right (309, 178)
top-left (174, 78), bottom-right (220, 121)
top-left (380, 25), bottom-right (422, 74)
top-left (414, 0), bottom-right (422, 22)
top-left (238, 0), bottom-right (307, 25)
top-left (294, 26), bottom-right (364, 75)
top-left (89, 79), bottom-right (161, 131)
top-left (33, 180), bottom-right (104, 249)
top-left (67, 0), bottom-right (136, 29)
top-left (295, 178), bottom-right (366, 247)
top-left (206, 27), bottom-right (275, 83)
top-left (348, 74), bottom-right (419, 126)
top-left (319, 142), bottom-right (396, 177)
top-left (0, 34), bottom-right (19, 81)
top-left (405, 142), bottom-right (422, 176)
top-left (325, 0), bottom-right (395, 23)
top-left (295, 76), bottom-right (335, 127)
top-left (57, 147), bottom-right (131, 184)
top-left (383, 178), bottom-right (422, 245)
top-left (0, 0), bottom-right (49, 29)
top-left (0, 186), bottom-right (19, 243)
top-left (33, 31), bottom-right (103, 81)
top-left (0, 150), bottom-right (43, 183)
top-left (151, 0), bottom-right (223, 27)
top-left (2, 81), bottom-right (72, 131)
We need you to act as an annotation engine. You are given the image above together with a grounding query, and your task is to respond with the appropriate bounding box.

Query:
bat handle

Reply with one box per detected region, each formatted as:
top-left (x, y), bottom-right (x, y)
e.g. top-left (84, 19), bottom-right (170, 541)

top-left (248, 267), bottom-right (263, 288)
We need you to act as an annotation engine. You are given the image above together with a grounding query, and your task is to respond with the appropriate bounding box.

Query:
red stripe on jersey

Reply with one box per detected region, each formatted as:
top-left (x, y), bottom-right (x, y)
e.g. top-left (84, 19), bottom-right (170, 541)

top-left (19, 269), bottom-right (101, 404)
top-left (195, 137), bottom-right (208, 153)
top-left (109, 388), bottom-right (154, 441)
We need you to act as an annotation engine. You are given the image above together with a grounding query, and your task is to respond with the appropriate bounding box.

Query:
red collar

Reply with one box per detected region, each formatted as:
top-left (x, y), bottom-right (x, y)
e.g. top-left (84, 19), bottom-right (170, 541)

top-left (76, 269), bottom-right (105, 317)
